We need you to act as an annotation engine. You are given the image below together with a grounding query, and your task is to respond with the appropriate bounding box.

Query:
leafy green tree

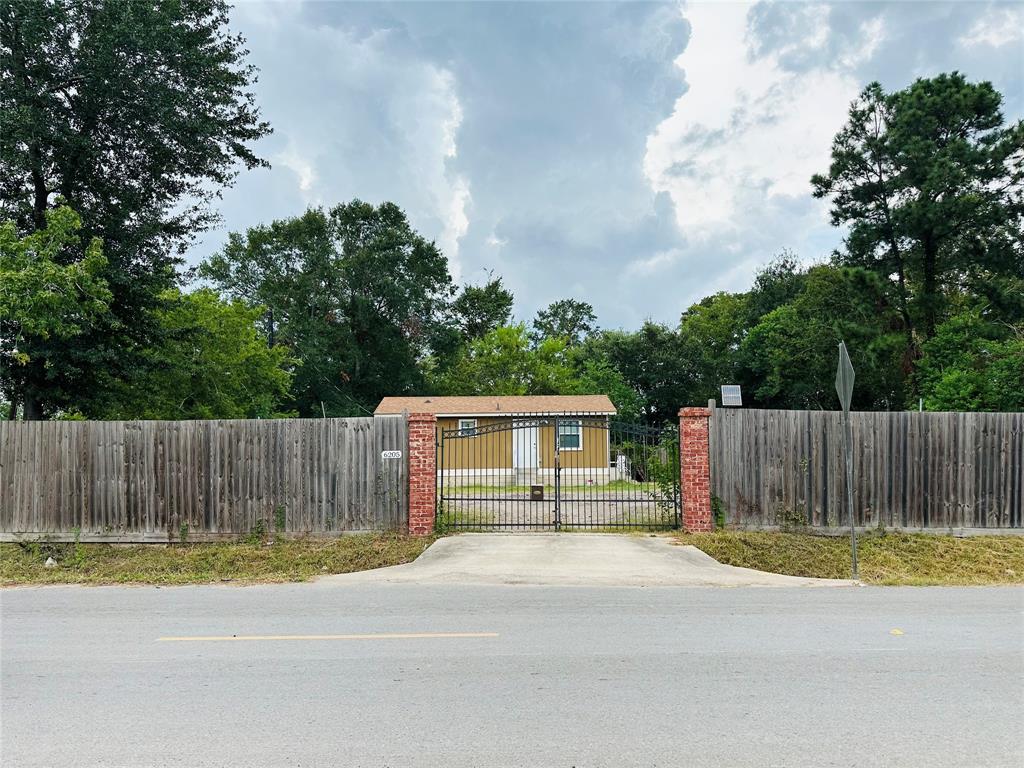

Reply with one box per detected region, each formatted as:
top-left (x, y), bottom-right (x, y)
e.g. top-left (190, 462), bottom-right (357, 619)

top-left (966, 271), bottom-right (1024, 329)
top-left (451, 276), bottom-right (514, 340)
top-left (1, 206), bottom-right (111, 417)
top-left (531, 298), bottom-right (597, 346)
top-left (566, 355), bottom-right (644, 422)
top-left (101, 289), bottom-right (294, 420)
top-left (744, 253), bottom-right (808, 325)
top-left (679, 291), bottom-right (750, 405)
top-left (742, 266), bottom-right (905, 409)
top-left (913, 312), bottom-right (1023, 412)
top-left (434, 325), bottom-right (575, 396)
top-left (812, 74), bottom-right (1024, 344)
top-left (202, 201), bottom-right (454, 416)
top-left (1, 0), bottom-right (270, 417)
top-left (580, 323), bottom-right (696, 425)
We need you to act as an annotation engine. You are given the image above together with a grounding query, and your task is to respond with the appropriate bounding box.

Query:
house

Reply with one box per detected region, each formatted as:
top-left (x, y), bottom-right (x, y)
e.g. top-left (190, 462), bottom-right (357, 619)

top-left (373, 395), bottom-right (619, 484)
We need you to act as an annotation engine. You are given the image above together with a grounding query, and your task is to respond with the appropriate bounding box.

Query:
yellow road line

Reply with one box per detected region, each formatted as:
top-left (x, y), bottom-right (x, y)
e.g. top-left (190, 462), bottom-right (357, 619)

top-left (157, 632), bottom-right (500, 643)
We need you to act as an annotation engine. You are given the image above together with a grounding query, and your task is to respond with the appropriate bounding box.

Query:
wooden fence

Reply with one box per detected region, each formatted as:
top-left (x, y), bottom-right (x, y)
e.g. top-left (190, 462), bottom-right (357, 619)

top-left (0, 417), bottom-right (409, 541)
top-left (709, 408), bottom-right (1023, 530)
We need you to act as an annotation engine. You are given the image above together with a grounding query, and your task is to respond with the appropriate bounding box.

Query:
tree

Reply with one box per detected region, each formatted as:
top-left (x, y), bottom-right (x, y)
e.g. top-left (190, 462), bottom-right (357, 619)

top-left (812, 74), bottom-right (1024, 346)
top-left (744, 253), bottom-right (807, 325)
top-left (741, 266), bottom-right (905, 409)
top-left (966, 270), bottom-right (1024, 329)
top-left (531, 298), bottom-right (597, 346)
top-left (580, 324), bottom-right (696, 425)
top-left (202, 201), bottom-right (454, 416)
top-left (1, 0), bottom-right (270, 417)
top-left (566, 354), bottom-right (644, 422)
top-left (1, 206), bottom-right (111, 417)
top-left (913, 312), bottom-right (1023, 412)
top-left (433, 325), bottom-right (576, 396)
top-left (679, 291), bottom-right (750, 405)
top-left (100, 289), bottom-right (294, 420)
top-left (451, 276), bottom-right (514, 340)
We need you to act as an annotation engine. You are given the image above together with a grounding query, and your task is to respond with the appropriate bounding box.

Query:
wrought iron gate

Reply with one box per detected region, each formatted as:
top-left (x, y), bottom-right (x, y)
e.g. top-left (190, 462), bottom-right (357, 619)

top-left (436, 414), bottom-right (680, 531)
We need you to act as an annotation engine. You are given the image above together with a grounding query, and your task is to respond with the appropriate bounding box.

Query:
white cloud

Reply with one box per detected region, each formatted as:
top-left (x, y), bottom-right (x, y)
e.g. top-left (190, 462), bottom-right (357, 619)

top-left (274, 142), bottom-right (317, 201)
top-left (643, 2), bottom-right (864, 246)
top-left (392, 63), bottom-right (471, 278)
top-left (224, 2), bottom-right (471, 278)
top-left (438, 70), bottom-right (463, 159)
top-left (959, 6), bottom-right (1024, 48)
top-left (439, 174), bottom-right (471, 282)
top-left (625, 247), bottom-right (682, 277)
top-left (195, 0), bottom-right (1019, 329)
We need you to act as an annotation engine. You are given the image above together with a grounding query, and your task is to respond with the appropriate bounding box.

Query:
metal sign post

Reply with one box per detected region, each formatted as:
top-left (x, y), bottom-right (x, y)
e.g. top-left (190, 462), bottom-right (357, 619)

top-left (835, 341), bottom-right (858, 580)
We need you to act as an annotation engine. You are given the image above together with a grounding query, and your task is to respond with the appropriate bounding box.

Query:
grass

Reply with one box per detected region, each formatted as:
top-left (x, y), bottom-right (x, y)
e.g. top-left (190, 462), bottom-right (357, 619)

top-left (677, 530), bottom-right (1024, 585)
top-left (560, 522), bottom-right (676, 533)
top-left (440, 484), bottom-right (534, 495)
top-left (0, 534), bottom-right (433, 586)
top-left (442, 479), bottom-right (660, 495)
top-left (563, 479), bottom-right (662, 493)
top-left (434, 501), bottom-right (677, 533)
top-left (434, 507), bottom-right (498, 533)
top-left (8, 527), bottom-right (1018, 587)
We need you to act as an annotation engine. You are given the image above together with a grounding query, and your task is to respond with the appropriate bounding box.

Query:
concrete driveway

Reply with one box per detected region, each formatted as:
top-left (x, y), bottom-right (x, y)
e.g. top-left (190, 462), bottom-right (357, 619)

top-left (326, 533), bottom-right (855, 587)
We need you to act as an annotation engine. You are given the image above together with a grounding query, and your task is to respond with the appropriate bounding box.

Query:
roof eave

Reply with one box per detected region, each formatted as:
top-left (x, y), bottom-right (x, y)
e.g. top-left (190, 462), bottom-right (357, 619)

top-left (375, 410), bottom-right (617, 417)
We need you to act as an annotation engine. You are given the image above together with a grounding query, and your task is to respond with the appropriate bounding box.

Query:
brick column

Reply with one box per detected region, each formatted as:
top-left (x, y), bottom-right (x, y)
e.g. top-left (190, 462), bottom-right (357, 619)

top-left (679, 407), bottom-right (712, 532)
top-left (407, 412), bottom-right (437, 536)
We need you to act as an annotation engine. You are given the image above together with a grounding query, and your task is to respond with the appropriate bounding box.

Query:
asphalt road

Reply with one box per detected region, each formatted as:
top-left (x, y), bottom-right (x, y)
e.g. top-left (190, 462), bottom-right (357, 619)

top-left (2, 583), bottom-right (1022, 767)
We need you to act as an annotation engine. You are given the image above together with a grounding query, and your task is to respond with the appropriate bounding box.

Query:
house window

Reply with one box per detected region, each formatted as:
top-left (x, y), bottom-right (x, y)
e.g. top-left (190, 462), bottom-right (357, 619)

top-left (458, 418), bottom-right (478, 436)
top-left (558, 419), bottom-right (582, 450)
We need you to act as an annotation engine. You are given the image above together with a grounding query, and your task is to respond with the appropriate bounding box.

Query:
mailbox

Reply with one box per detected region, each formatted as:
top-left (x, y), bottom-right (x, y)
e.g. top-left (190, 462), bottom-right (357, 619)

top-left (530, 484), bottom-right (544, 501)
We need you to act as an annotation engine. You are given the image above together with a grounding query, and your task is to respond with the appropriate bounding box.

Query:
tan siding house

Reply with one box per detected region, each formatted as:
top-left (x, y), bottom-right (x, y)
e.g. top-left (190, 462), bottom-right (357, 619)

top-left (374, 395), bottom-right (619, 484)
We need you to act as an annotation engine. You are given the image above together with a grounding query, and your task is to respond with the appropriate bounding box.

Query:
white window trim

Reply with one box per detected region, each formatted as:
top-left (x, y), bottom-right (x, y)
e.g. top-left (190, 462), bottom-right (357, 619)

top-left (458, 418), bottom-right (478, 436)
top-left (558, 419), bottom-right (583, 451)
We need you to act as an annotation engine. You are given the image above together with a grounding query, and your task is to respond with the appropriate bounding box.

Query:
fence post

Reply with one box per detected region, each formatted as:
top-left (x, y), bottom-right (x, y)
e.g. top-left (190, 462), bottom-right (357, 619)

top-left (679, 407), bottom-right (713, 532)
top-left (407, 412), bottom-right (437, 536)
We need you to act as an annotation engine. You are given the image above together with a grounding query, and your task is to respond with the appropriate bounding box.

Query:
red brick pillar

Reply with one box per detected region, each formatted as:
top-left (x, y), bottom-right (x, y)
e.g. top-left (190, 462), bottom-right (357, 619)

top-left (407, 412), bottom-right (437, 536)
top-left (679, 407), bottom-right (712, 532)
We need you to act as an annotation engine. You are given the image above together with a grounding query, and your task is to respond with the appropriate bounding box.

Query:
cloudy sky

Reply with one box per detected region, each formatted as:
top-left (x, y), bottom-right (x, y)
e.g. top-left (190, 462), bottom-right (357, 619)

top-left (192, 0), bottom-right (1023, 329)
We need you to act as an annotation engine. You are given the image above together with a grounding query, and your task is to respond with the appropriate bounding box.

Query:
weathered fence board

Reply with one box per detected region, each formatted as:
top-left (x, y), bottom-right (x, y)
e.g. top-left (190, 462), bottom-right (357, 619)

top-left (709, 408), bottom-right (1023, 529)
top-left (0, 417), bottom-right (408, 541)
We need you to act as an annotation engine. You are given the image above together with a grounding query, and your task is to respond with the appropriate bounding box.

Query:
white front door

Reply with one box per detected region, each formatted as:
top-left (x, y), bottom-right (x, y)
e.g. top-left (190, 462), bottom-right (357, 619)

top-left (513, 424), bottom-right (539, 469)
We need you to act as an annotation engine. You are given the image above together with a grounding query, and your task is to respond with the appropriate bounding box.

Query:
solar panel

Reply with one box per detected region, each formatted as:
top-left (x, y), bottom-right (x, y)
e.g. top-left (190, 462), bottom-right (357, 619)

top-left (720, 384), bottom-right (742, 407)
